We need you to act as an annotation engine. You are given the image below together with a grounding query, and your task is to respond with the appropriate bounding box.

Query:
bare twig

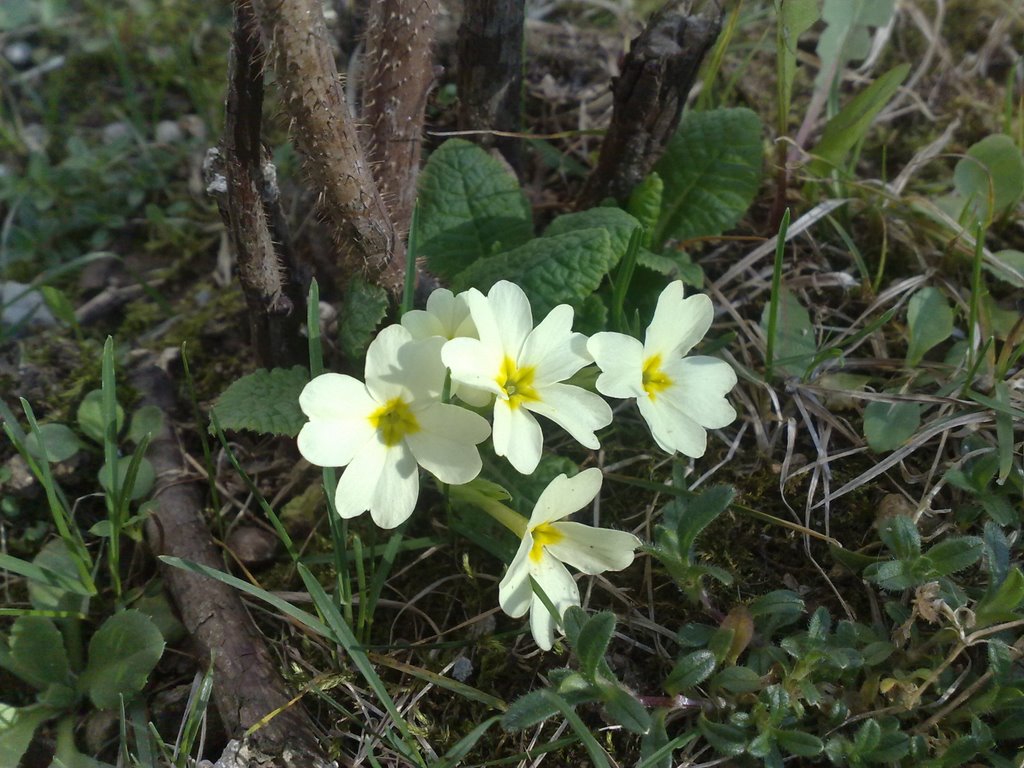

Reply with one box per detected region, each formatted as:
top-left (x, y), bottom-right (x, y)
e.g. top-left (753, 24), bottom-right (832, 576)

top-left (218, 0), bottom-right (305, 368)
top-left (577, 0), bottom-right (722, 208)
top-left (249, 0), bottom-right (406, 295)
top-left (134, 363), bottom-right (335, 767)
top-left (362, 0), bottom-right (439, 231)
top-left (456, 0), bottom-right (525, 170)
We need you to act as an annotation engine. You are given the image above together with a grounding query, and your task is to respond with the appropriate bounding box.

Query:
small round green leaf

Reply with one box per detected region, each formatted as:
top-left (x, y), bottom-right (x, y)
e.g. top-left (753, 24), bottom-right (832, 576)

top-left (98, 456), bottom-right (155, 501)
top-left (24, 423), bottom-right (83, 463)
top-left (126, 405), bottom-right (164, 445)
top-left (863, 400), bottom-right (921, 452)
top-left (77, 389), bottom-right (124, 444)
top-left (80, 610), bottom-right (165, 710)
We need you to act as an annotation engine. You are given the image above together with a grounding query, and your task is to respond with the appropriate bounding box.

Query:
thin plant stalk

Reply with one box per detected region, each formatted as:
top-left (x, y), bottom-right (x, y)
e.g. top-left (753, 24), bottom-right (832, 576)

top-left (764, 207), bottom-right (791, 378)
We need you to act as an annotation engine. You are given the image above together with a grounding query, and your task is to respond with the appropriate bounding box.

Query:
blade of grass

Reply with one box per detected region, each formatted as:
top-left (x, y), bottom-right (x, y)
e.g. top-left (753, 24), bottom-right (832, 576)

top-left (611, 227), bottom-right (643, 334)
top-left (100, 336), bottom-right (123, 600)
top-left (433, 715), bottom-right (502, 768)
top-left (362, 527), bottom-right (407, 644)
top-left (764, 208), bottom-right (791, 378)
top-left (539, 690), bottom-right (611, 768)
top-left (368, 652), bottom-right (507, 710)
top-left (297, 563), bottom-right (425, 765)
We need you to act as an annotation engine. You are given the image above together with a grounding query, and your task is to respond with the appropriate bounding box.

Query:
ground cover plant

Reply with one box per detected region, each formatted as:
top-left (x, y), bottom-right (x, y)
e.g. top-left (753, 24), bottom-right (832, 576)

top-left (1, 0), bottom-right (1023, 765)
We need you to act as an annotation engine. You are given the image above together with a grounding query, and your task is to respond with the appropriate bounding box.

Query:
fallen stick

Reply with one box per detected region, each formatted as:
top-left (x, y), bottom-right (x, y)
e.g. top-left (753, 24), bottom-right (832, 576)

top-left (134, 362), bottom-right (337, 767)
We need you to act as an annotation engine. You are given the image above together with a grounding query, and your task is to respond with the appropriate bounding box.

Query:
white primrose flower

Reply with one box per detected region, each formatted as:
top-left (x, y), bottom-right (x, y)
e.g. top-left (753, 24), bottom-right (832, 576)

top-left (297, 324), bottom-right (490, 529)
top-left (401, 287), bottom-right (477, 341)
top-left (400, 287), bottom-right (491, 407)
top-left (587, 281), bottom-right (737, 458)
top-left (441, 280), bottom-right (612, 474)
top-left (498, 468), bottom-right (641, 651)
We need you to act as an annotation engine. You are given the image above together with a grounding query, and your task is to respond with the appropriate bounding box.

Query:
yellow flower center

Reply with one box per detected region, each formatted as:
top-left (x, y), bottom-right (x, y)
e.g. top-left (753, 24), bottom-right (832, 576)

top-left (529, 523), bottom-right (564, 562)
top-left (368, 397), bottom-right (420, 446)
top-left (496, 355), bottom-right (539, 409)
top-left (642, 354), bottom-right (673, 400)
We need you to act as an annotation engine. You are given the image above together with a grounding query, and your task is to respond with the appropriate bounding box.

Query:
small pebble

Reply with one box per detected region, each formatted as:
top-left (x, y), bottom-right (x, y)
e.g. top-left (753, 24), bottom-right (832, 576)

top-left (1, 281), bottom-right (56, 330)
top-left (4, 41), bottom-right (32, 68)
top-left (226, 525), bottom-right (280, 569)
top-left (21, 123), bottom-right (48, 153)
top-left (102, 121), bottom-right (132, 145)
top-left (450, 655), bottom-right (474, 683)
top-left (155, 119), bottom-right (184, 145)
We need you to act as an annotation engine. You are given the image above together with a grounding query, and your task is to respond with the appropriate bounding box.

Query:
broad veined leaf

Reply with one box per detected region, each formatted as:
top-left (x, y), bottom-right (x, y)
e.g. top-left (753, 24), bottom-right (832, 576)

top-left (416, 139), bottom-right (533, 279)
top-left (653, 108), bottom-right (763, 248)
top-left (211, 366), bottom-right (310, 437)
top-left (80, 610), bottom-right (165, 710)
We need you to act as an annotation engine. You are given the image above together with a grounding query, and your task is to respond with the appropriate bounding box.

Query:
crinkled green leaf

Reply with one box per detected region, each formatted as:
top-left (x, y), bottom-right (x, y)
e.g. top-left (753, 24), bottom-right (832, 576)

top-left (626, 173), bottom-right (663, 246)
top-left (775, 729), bottom-right (824, 758)
top-left (863, 400), bottom-right (921, 452)
top-left (543, 207), bottom-right (641, 264)
top-left (698, 714), bottom-right (748, 757)
top-left (653, 108), bottom-right (763, 248)
top-left (417, 139), bottom-right (533, 279)
top-left (953, 134), bottom-right (1024, 224)
top-left (211, 366), bottom-right (310, 437)
top-left (807, 64), bottom-right (909, 176)
top-left (338, 276), bottom-right (389, 362)
top-left (906, 287), bottom-right (954, 365)
top-left (80, 610), bottom-right (165, 710)
top-left (452, 228), bottom-right (615, 317)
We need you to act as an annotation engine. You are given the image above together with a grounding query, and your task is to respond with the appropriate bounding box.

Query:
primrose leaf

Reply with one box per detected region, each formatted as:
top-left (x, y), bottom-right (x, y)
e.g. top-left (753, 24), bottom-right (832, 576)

top-left (863, 400), bottom-right (921, 452)
top-left (452, 228), bottom-right (615, 317)
top-left (338, 276), bottom-right (389, 362)
top-left (627, 173), bottom-right (663, 246)
top-left (211, 366), bottom-right (310, 438)
top-left (543, 207), bottom-right (641, 264)
top-left (416, 139), bottom-right (533, 279)
top-left (906, 287), bottom-right (953, 365)
top-left (653, 108), bottom-right (763, 248)
top-left (80, 610), bottom-right (165, 710)
top-left (953, 134), bottom-right (1024, 224)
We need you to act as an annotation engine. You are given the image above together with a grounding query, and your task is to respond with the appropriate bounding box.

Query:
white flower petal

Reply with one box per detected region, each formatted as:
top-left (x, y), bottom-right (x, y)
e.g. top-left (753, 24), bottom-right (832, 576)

top-left (529, 553), bottom-right (580, 651)
top-left (525, 382), bottom-right (611, 450)
top-left (400, 308), bottom-right (445, 340)
top-left (405, 402), bottom-right (489, 484)
top-left (442, 337), bottom-right (504, 395)
top-left (529, 468), bottom-right (604, 527)
top-left (334, 438), bottom-right (420, 527)
top-left (369, 328), bottom-right (447, 404)
top-left (296, 417), bottom-right (375, 468)
top-left (637, 395), bottom-right (708, 457)
top-left (660, 356), bottom-right (738, 429)
top-left (546, 522), bottom-right (641, 574)
top-left (452, 382), bottom-right (494, 407)
top-left (498, 536), bottom-right (533, 618)
top-left (519, 304), bottom-right (590, 385)
top-left (299, 373), bottom-right (376, 420)
top-left (469, 281), bottom-right (533, 358)
top-left (493, 399), bottom-right (543, 474)
top-left (587, 332), bottom-right (645, 399)
top-left (644, 282), bottom-right (713, 360)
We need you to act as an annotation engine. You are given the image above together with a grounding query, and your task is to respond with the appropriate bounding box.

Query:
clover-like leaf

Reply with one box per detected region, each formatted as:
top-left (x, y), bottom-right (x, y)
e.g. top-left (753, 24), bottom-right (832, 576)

top-left (80, 610), bottom-right (165, 710)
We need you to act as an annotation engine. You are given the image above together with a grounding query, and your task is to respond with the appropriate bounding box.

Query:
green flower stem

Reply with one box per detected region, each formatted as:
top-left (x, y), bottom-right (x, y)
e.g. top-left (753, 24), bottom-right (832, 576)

top-left (448, 485), bottom-right (528, 538)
